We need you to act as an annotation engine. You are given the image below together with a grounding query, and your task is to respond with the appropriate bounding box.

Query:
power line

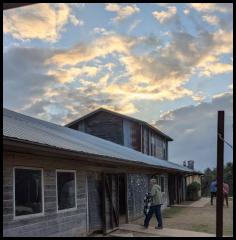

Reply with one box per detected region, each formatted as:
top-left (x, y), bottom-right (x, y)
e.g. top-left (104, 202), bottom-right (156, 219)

top-left (218, 133), bottom-right (233, 149)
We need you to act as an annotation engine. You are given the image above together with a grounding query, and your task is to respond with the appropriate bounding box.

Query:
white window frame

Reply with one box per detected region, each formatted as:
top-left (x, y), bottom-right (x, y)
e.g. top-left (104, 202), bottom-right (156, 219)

top-left (56, 169), bottom-right (77, 213)
top-left (13, 166), bottom-right (44, 220)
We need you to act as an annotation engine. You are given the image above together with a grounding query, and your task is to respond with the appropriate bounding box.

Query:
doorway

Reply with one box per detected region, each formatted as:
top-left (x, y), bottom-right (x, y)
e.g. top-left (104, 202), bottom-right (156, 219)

top-left (102, 173), bottom-right (128, 234)
top-left (118, 174), bottom-right (127, 224)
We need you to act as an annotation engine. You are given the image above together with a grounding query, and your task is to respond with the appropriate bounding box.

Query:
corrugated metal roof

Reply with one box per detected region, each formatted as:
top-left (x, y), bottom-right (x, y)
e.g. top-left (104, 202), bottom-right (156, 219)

top-left (3, 108), bottom-right (200, 174)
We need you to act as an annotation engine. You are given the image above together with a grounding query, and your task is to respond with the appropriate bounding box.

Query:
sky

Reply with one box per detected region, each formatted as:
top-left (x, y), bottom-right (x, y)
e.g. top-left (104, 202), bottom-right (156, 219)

top-left (3, 3), bottom-right (233, 171)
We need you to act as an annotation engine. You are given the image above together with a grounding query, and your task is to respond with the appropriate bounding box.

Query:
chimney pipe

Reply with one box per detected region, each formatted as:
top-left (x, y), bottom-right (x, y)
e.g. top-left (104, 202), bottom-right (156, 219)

top-left (183, 161), bottom-right (186, 167)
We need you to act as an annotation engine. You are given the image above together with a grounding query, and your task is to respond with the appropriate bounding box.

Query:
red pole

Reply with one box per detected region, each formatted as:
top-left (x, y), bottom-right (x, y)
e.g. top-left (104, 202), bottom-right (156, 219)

top-left (216, 111), bottom-right (224, 237)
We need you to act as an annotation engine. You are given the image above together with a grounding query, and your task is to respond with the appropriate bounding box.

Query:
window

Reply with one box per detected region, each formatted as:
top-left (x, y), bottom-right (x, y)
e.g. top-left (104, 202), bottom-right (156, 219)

top-left (14, 167), bottom-right (43, 218)
top-left (153, 175), bottom-right (165, 193)
top-left (56, 170), bottom-right (76, 211)
top-left (160, 176), bottom-right (165, 193)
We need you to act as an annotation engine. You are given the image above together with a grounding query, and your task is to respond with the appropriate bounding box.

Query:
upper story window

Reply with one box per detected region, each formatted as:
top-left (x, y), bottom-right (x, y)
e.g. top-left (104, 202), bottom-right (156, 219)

top-left (14, 167), bottom-right (44, 218)
top-left (56, 170), bottom-right (77, 212)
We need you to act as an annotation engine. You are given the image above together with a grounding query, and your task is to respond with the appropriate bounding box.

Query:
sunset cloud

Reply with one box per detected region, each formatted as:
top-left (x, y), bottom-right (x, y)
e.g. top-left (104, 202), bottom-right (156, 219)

top-left (3, 3), bottom-right (82, 42)
top-left (47, 34), bottom-right (137, 66)
top-left (152, 6), bottom-right (177, 23)
top-left (47, 66), bottom-right (100, 83)
top-left (105, 3), bottom-right (140, 22)
top-left (190, 3), bottom-right (232, 13)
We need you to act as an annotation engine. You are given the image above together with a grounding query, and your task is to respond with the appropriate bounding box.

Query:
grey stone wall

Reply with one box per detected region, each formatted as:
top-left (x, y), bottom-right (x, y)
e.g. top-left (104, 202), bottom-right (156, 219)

top-left (127, 173), bottom-right (169, 222)
top-left (127, 173), bottom-right (149, 221)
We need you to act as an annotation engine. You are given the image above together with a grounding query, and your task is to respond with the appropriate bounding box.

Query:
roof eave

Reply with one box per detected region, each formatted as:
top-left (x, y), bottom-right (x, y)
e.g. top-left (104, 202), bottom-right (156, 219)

top-left (3, 136), bottom-right (189, 174)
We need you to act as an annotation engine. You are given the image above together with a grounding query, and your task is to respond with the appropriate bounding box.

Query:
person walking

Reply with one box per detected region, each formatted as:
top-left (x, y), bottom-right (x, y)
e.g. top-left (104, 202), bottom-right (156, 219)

top-left (223, 182), bottom-right (229, 207)
top-left (144, 178), bottom-right (163, 229)
top-left (210, 180), bottom-right (217, 205)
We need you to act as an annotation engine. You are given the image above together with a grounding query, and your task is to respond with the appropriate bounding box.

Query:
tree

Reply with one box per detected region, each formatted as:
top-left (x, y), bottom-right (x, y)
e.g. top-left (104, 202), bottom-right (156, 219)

top-left (201, 162), bottom-right (233, 197)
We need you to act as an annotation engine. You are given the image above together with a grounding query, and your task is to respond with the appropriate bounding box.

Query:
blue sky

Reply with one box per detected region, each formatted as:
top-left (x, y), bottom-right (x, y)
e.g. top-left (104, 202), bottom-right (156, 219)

top-left (3, 3), bottom-right (233, 170)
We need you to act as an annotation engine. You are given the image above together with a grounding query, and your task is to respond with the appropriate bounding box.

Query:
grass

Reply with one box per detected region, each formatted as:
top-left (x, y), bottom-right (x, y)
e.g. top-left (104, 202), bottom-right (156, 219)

top-left (162, 207), bottom-right (183, 218)
top-left (191, 224), bottom-right (213, 233)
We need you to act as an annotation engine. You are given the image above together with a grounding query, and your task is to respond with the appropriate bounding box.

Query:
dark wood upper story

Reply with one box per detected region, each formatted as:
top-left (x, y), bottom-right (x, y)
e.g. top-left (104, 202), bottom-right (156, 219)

top-left (65, 108), bottom-right (173, 161)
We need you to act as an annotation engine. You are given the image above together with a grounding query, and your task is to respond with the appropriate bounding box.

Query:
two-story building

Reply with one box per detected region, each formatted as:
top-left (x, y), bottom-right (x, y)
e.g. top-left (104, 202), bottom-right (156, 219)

top-left (3, 108), bottom-right (202, 237)
top-left (66, 108), bottom-right (172, 160)
top-left (65, 108), bottom-right (197, 207)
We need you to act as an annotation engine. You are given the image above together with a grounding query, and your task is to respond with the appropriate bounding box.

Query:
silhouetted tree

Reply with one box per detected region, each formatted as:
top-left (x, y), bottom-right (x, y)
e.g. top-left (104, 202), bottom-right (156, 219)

top-left (201, 162), bottom-right (233, 197)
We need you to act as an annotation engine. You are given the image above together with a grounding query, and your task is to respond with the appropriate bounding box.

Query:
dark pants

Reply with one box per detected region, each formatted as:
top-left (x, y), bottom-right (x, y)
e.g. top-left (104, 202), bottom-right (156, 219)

top-left (211, 192), bottom-right (216, 205)
top-left (224, 194), bottom-right (229, 207)
top-left (144, 205), bottom-right (162, 228)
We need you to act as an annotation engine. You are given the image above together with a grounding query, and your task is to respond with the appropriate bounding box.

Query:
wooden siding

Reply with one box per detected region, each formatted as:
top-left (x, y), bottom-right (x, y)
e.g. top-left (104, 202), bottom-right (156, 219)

top-left (67, 111), bottom-right (169, 161)
top-left (87, 172), bottom-right (103, 233)
top-left (123, 119), bottom-right (141, 152)
top-left (4, 148), bottom-right (173, 236)
top-left (3, 152), bottom-right (87, 237)
top-left (83, 111), bottom-right (124, 145)
top-left (141, 126), bottom-right (167, 160)
top-left (168, 174), bottom-right (186, 205)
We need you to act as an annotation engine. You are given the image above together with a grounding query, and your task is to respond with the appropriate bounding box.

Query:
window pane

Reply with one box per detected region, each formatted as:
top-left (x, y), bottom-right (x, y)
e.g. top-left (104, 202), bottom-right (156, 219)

top-left (57, 172), bottom-right (76, 210)
top-left (15, 168), bottom-right (42, 216)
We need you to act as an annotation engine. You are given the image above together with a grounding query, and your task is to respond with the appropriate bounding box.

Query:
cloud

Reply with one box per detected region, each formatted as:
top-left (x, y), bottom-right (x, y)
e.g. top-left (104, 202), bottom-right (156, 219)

top-left (192, 92), bottom-right (205, 102)
top-left (156, 92), bottom-right (233, 170)
top-left (183, 8), bottom-right (190, 15)
top-left (69, 15), bottom-right (84, 26)
top-left (47, 66), bottom-right (101, 83)
top-left (92, 27), bottom-right (114, 36)
top-left (105, 3), bottom-right (140, 22)
top-left (3, 3), bottom-right (83, 42)
top-left (128, 19), bottom-right (142, 33)
top-left (202, 15), bottom-right (220, 25)
top-left (3, 47), bottom-right (54, 110)
top-left (190, 3), bottom-right (232, 13)
top-left (3, 46), bottom-right (138, 124)
top-left (47, 34), bottom-right (137, 66)
top-left (152, 6), bottom-right (177, 23)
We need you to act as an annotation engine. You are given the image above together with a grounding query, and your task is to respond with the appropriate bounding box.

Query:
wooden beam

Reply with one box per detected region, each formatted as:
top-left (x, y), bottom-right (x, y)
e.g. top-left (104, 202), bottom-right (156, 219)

top-left (216, 111), bottom-right (224, 237)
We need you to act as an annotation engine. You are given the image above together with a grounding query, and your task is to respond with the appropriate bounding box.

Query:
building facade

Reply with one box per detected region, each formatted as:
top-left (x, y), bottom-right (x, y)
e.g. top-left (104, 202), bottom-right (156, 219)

top-left (3, 108), bottom-right (200, 237)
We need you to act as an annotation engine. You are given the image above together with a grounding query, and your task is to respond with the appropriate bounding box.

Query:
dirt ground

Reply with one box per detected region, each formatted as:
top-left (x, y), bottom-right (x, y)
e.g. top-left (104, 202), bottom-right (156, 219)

top-left (132, 198), bottom-right (233, 236)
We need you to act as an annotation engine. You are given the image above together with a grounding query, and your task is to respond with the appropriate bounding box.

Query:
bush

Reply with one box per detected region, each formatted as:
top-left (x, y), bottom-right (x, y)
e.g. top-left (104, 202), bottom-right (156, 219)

top-left (187, 181), bottom-right (201, 201)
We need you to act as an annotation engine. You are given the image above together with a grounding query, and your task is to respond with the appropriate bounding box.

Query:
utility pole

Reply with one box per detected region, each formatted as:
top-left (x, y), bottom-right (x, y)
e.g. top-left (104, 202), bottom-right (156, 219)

top-left (216, 111), bottom-right (224, 237)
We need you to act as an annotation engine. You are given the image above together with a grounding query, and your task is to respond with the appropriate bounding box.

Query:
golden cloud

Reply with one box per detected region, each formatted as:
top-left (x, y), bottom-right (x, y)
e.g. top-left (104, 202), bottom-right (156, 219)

top-left (105, 3), bottom-right (140, 22)
top-left (152, 6), bottom-right (177, 23)
top-left (47, 34), bottom-right (137, 66)
top-left (3, 3), bottom-right (82, 42)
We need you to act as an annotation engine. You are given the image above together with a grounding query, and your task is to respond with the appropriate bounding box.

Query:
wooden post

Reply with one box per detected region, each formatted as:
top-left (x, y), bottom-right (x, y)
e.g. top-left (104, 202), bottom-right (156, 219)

top-left (216, 111), bottom-right (224, 237)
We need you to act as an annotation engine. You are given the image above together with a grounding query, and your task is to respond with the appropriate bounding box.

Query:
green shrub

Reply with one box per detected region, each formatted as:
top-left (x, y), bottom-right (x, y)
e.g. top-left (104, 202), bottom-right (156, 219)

top-left (187, 181), bottom-right (201, 201)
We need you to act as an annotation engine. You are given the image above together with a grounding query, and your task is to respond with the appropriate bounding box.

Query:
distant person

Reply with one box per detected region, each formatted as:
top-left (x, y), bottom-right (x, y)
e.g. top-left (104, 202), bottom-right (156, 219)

top-left (210, 180), bottom-right (217, 205)
top-left (144, 178), bottom-right (163, 229)
top-left (223, 182), bottom-right (229, 207)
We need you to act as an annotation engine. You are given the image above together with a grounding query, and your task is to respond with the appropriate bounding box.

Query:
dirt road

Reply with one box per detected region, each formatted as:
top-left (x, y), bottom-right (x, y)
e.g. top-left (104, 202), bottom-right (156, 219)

top-left (132, 198), bottom-right (233, 236)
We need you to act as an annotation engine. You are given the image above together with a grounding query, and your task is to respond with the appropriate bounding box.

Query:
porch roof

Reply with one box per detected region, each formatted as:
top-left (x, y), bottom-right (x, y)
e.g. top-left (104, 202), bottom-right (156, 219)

top-left (3, 108), bottom-right (202, 174)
